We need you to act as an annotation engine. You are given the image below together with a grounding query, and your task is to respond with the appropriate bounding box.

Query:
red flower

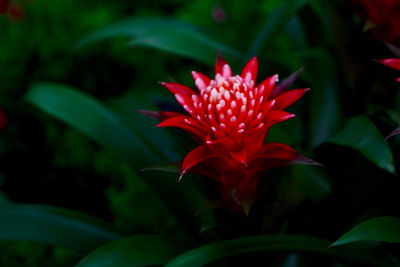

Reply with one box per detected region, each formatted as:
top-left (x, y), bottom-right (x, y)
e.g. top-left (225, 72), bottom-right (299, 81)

top-left (146, 56), bottom-right (315, 213)
top-left (352, 0), bottom-right (400, 44)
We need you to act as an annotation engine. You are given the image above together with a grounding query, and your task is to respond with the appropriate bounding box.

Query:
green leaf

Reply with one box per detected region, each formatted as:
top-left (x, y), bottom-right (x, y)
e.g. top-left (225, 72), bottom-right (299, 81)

top-left (0, 204), bottom-right (121, 251)
top-left (331, 217), bottom-right (400, 246)
top-left (76, 235), bottom-right (189, 267)
top-left (128, 29), bottom-right (242, 66)
top-left (299, 50), bottom-right (342, 147)
top-left (165, 234), bottom-right (390, 266)
top-left (26, 84), bottom-right (215, 237)
top-left (244, 0), bottom-right (308, 61)
top-left (25, 83), bottom-right (163, 169)
top-left (329, 116), bottom-right (395, 174)
top-left (77, 17), bottom-right (242, 66)
top-left (293, 165), bottom-right (332, 202)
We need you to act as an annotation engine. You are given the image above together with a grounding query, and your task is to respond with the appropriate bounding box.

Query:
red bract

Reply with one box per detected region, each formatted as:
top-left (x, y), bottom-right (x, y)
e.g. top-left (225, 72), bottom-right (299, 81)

top-left (352, 0), bottom-right (400, 44)
top-left (147, 56), bottom-right (314, 213)
top-left (377, 58), bottom-right (400, 82)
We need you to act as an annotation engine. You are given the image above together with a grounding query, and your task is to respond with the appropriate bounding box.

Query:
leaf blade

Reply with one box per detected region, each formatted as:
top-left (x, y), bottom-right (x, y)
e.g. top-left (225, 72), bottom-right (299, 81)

top-left (76, 235), bottom-right (189, 267)
top-left (329, 116), bottom-right (395, 173)
top-left (0, 204), bottom-right (121, 251)
top-left (332, 216), bottom-right (400, 246)
top-left (77, 17), bottom-right (242, 65)
top-left (244, 0), bottom-right (308, 61)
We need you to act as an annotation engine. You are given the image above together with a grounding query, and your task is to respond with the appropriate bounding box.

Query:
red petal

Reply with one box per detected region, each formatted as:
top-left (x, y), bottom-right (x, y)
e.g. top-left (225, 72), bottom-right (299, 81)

top-left (377, 58), bottom-right (400, 71)
top-left (271, 68), bottom-right (304, 98)
top-left (192, 71), bottom-right (211, 92)
top-left (272, 88), bottom-right (309, 110)
top-left (206, 136), bottom-right (240, 151)
top-left (264, 110), bottom-right (295, 126)
top-left (252, 143), bottom-right (298, 161)
top-left (157, 115), bottom-right (206, 140)
top-left (160, 82), bottom-right (197, 97)
top-left (241, 56), bottom-right (258, 82)
top-left (181, 145), bottom-right (214, 180)
top-left (215, 54), bottom-right (230, 76)
top-left (247, 143), bottom-right (299, 174)
top-left (243, 127), bottom-right (269, 155)
top-left (136, 110), bottom-right (182, 120)
top-left (173, 93), bottom-right (196, 114)
top-left (257, 74), bottom-right (279, 99)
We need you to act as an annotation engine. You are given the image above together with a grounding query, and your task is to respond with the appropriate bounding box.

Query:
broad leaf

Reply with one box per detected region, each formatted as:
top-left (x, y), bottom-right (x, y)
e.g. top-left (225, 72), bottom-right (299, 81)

top-left (332, 216), bottom-right (400, 246)
top-left (76, 235), bottom-right (189, 267)
top-left (77, 17), bottom-right (242, 66)
top-left (293, 165), bottom-right (332, 202)
top-left (0, 204), bottom-right (121, 251)
top-left (26, 83), bottom-right (163, 169)
top-left (165, 234), bottom-right (387, 266)
top-left (329, 116), bottom-right (395, 173)
top-left (128, 29), bottom-right (242, 66)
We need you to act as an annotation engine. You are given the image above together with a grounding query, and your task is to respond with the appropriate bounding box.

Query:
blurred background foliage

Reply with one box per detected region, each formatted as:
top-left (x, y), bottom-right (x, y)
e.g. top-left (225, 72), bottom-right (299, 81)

top-left (1, 0), bottom-right (400, 266)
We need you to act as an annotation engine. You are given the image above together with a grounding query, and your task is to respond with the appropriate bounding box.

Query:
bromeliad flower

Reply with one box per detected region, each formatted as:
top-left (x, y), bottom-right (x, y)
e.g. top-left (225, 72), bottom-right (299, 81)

top-left (145, 56), bottom-right (316, 213)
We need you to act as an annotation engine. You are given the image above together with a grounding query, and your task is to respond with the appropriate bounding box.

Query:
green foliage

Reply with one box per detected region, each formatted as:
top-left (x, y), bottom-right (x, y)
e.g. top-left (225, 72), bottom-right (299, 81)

top-left (332, 217), bottom-right (400, 246)
top-left (0, 204), bottom-right (121, 251)
top-left (329, 116), bottom-right (395, 173)
top-left (76, 235), bottom-right (189, 267)
top-left (165, 235), bottom-right (386, 266)
top-left (2, 0), bottom-right (400, 265)
top-left (77, 17), bottom-right (242, 66)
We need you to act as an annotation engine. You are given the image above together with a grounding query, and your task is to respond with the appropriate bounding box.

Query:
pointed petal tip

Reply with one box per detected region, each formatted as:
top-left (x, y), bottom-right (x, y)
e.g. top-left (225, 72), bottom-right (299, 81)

top-left (385, 127), bottom-right (400, 141)
top-left (304, 87), bottom-right (311, 92)
top-left (294, 155), bottom-right (325, 167)
top-left (179, 170), bottom-right (187, 181)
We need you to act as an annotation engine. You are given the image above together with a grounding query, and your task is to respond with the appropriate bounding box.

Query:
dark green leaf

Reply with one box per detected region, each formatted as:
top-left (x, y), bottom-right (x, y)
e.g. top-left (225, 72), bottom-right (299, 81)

top-left (329, 116), bottom-right (395, 173)
top-left (244, 0), bottom-right (308, 62)
top-left (332, 217), bottom-right (400, 246)
top-left (0, 204), bottom-right (121, 251)
top-left (77, 17), bottom-right (242, 65)
top-left (293, 165), bottom-right (332, 202)
top-left (165, 234), bottom-right (388, 266)
top-left (128, 29), bottom-right (242, 66)
top-left (76, 235), bottom-right (189, 267)
top-left (25, 83), bottom-right (163, 169)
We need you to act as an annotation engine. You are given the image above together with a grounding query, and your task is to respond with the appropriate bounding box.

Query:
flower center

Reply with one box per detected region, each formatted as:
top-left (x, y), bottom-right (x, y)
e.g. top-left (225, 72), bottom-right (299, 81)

top-left (189, 65), bottom-right (273, 140)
